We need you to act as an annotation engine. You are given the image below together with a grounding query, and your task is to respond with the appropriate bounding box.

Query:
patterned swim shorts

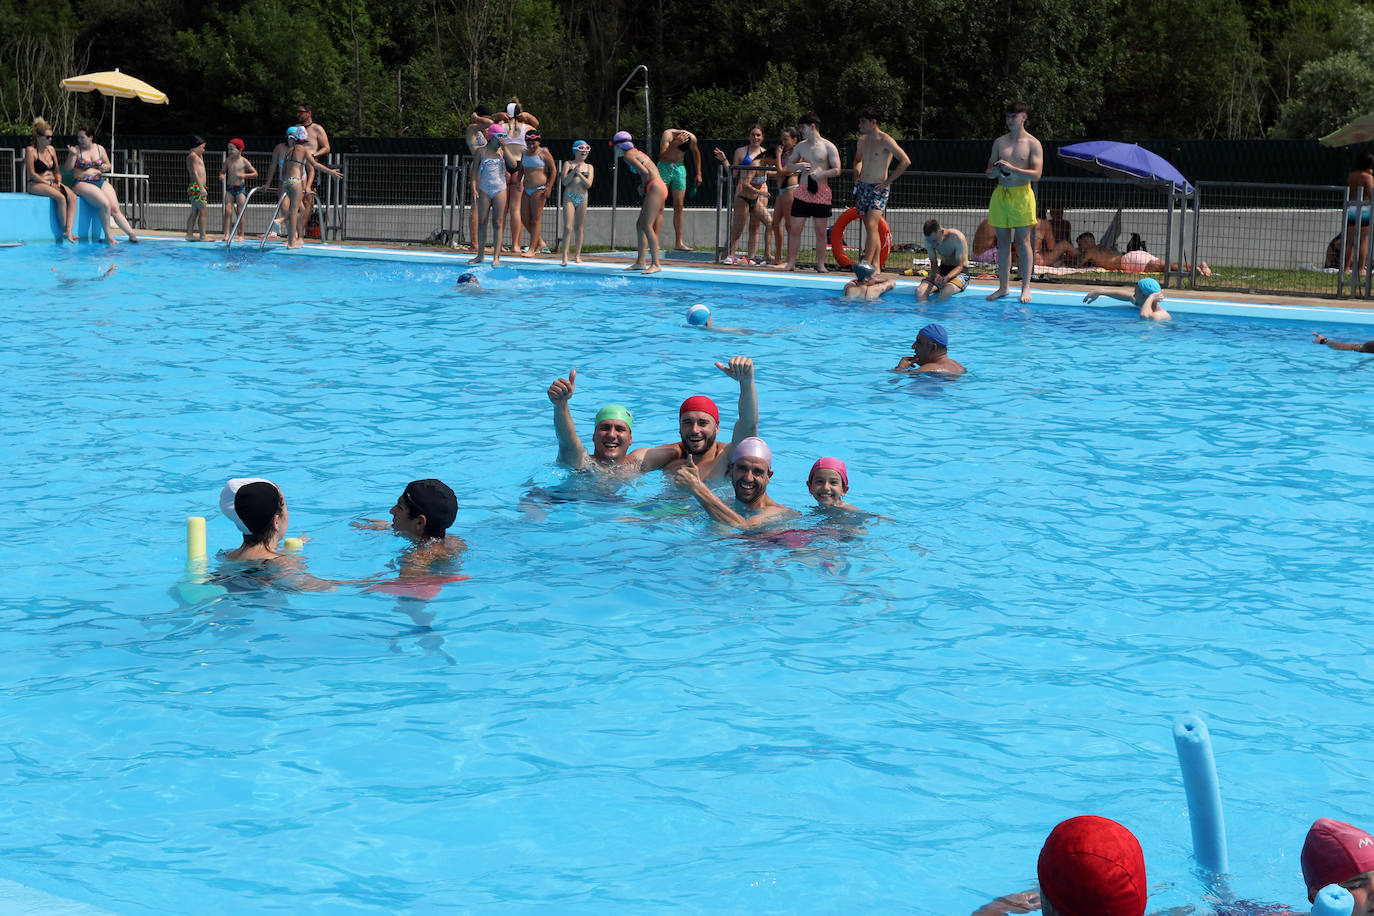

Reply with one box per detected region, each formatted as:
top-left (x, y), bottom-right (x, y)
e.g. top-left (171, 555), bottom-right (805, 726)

top-left (188, 183), bottom-right (207, 207)
top-left (854, 181), bottom-right (890, 215)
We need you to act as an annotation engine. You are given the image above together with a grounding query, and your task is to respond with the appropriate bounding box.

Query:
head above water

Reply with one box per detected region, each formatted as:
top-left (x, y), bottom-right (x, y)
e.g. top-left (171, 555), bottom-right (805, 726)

top-left (686, 304), bottom-right (711, 326)
top-left (808, 457), bottom-right (848, 489)
top-left (396, 478), bottom-right (457, 539)
top-left (852, 260), bottom-right (876, 282)
top-left (1134, 278), bottom-right (1161, 301)
top-left (219, 477), bottom-right (274, 534)
top-left (1302, 818), bottom-right (1374, 904)
top-left (234, 481), bottom-right (286, 545)
top-left (918, 323), bottom-right (948, 349)
top-left (1037, 816), bottom-right (1146, 916)
top-left (678, 395), bottom-right (720, 456)
top-left (594, 404), bottom-right (634, 431)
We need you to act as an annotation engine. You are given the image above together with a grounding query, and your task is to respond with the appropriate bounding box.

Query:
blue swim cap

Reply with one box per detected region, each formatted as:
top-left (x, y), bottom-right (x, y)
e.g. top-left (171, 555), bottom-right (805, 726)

top-left (686, 304), bottom-right (710, 326)
top-left (1136, 278), bottom-right (1162, 298)
top-left (456, 272), bottom-right (478, 285)
top-left (919, 323), bottom-right (948, 348)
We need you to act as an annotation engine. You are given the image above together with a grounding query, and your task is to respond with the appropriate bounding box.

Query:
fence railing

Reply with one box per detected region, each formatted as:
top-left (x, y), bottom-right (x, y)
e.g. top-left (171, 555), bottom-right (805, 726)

top-left (9, 144), bottom-right (1372, 300)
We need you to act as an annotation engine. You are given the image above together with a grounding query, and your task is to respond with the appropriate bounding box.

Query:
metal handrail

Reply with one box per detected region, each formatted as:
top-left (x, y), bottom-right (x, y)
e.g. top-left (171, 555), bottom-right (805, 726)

top-left (610, 64), bottom-right (650, 252)
top-left (225, 185), bottom-right (271, 249)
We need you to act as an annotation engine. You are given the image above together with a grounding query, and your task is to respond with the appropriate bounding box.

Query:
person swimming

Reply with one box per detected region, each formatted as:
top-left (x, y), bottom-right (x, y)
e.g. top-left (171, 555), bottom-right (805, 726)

top-left (218, 479), bottom-right (335, 591)
top-left (807, 457), bottom-right (861, 512)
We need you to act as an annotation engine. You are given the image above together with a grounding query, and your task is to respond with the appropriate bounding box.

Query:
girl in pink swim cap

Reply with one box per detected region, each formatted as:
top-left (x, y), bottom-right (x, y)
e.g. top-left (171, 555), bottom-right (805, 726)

top-left (808, 457), bottom-right (860, 511)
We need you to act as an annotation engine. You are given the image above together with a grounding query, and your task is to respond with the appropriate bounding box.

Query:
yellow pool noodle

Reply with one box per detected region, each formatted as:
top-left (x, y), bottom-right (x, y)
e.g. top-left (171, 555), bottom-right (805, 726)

top-left (282, 537), bottom-right (304, 552)
top-left (186, 516), bottom-right (207, 562)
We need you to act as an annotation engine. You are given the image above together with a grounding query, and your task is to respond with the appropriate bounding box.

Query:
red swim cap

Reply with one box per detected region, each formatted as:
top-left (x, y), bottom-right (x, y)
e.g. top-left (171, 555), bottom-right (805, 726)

top-left (679, 396), bottom-right (719, 424)
top-left (1302, 818), bottom-right (1374, 902)
top-left (1037, 816), bottom-right (1146, 916)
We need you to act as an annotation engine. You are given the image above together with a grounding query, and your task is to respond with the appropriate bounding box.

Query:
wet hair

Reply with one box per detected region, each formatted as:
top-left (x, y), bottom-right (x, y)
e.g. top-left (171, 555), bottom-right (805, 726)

top-left (297, 102), bottom-right (313, 113)
top-left (1358, 152), bottom-right (1374, 171)
top-left (32, 117), bottom-right (52, 138)
top-left (799, 112), bottom-right (821, 128)
top-left (859, 108), bottom-right (882, 123)
top-left (234, 482), bottom-right (284, 546)
top-left (923, 219), bottom-right (941, 237)
top-left (1006, 100), bottom-right (1029, 115)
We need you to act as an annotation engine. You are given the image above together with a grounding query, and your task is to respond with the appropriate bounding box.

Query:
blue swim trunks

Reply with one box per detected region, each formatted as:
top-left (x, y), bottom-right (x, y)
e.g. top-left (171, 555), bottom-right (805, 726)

top-left (854, 181), bottom-right (890, 215)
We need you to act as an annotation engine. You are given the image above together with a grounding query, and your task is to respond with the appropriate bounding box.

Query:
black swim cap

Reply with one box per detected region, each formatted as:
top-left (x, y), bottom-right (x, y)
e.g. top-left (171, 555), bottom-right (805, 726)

top-left (474, 103), bottom-right (492, 117)
top-left (403, 479), bottom-right (457, 536)
top-left (234, 481), bottom-right (282, 537)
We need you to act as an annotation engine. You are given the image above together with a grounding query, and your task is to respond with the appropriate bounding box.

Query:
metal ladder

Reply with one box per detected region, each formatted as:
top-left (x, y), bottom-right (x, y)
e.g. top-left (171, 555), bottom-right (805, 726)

top-left (224, 186), bottom-right (271, 249)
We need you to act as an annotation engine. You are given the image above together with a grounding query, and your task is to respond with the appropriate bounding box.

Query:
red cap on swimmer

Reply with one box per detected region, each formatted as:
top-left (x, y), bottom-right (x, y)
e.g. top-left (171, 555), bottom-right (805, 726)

top-left (809, 457), bottom-right (848, 488)
top-left (228, 138), bottom-right (244, 151)
top-left (1302, 818), bottom-right (1374, 902)
top-left (1037, 816), bottom-right (1146, 916)
top-left (679, 396), bottom-right (719, 424)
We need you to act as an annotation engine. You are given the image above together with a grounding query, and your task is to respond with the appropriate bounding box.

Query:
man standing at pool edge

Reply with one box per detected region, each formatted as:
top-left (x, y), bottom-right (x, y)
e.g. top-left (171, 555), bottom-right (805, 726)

top-left (639, 356), bottom-right (758, 481)
top-left (986, 100), bottom-right (1042, 304)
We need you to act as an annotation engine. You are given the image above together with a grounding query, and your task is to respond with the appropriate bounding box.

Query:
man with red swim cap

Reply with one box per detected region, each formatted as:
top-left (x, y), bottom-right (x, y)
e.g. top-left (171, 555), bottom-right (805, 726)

top-left (1301, 818), bottom-right (1374, 910)
top-left (973, 815), bottom-right (1146, 916)
top-left (639, 355), bottom-right (758, 481)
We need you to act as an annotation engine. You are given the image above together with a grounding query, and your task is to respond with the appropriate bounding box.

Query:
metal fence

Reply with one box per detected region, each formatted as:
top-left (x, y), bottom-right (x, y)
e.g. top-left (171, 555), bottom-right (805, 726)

top-left (10, 143), bottom-right (1373, 300)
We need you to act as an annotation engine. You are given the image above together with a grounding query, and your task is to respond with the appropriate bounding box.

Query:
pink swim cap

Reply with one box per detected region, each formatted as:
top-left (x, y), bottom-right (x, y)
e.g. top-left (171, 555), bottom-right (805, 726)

top-left (485, 124), bottom-right (506, 141)
top-left (809, 457), bottom-right (848, 488)
top-left (731, 437), bottom-right (772, 469)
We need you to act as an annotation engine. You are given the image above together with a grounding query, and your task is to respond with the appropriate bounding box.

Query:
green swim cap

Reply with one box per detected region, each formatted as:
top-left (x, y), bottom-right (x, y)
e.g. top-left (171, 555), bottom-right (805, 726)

top-left (594, 404), bottom-right (633, 430)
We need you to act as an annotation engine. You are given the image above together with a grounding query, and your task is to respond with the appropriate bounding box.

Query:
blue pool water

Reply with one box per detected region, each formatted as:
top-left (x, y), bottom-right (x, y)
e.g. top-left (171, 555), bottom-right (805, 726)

top-left (3, 242), bottom-right (1373, 914)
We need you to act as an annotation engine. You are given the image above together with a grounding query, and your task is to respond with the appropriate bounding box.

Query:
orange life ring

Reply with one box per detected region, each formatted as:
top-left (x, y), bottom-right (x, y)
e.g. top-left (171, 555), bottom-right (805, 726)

top-left (829, 207), bottom-right (892, 269)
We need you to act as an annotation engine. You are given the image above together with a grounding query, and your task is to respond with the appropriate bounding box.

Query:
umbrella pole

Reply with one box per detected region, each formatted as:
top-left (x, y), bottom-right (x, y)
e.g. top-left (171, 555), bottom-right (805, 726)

top-left (111, 97), bottom-right (117, 162)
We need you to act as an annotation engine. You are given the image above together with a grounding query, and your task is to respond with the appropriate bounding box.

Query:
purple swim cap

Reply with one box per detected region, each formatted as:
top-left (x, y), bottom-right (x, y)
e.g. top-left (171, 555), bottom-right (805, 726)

top-left (919, 323), bottom-right (948, 347)
top-left (731, 437), bottom-right (772, 469)
top-left (611, 130), bottom-right (634, 150)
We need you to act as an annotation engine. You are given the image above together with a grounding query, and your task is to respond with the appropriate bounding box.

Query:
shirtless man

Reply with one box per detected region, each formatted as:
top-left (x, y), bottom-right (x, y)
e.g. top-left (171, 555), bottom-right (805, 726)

top-left (1345, 151), bottom-right (1374, 277)
top-left (638, 356), bottom-right (758, 481)
top-left (784, 113), bottom-right (843, 273)
top-left (547, 368), bottom-right (642, 475)
top-left (656, 128), bottom-right (702, 250)
top-left (1312, 331), bottom-right (1374, 352)
top-left (985, 100), bottom-right (1043, 303)
top-left (185, 136), bottom-right (209, 241)
top-left (1082, 278), bottom-right (1171, 321)
top-left (220, 138), bottom-right (258, 241)
top-left (297, 103), bottom-right (331, 233)
top-left (893, 323), bottom-right (966, 375)
top-left (853, 108), bottom-right (910, 268)
top-left (917, 219), bottom-right (969, 302)
top-left (352, 479), bottom-right (467, 579)
top-left (674, 437), bottom-right (794, 530)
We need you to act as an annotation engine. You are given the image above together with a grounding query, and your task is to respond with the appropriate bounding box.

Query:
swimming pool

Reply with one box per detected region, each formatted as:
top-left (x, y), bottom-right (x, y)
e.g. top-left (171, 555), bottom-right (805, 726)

top-left (3, 241), bottom-right (1373, 913)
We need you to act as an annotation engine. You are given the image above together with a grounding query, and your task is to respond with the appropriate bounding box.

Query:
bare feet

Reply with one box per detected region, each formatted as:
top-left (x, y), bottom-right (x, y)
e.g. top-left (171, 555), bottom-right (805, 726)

top-left (105, 237), bottom-right (118, 246)
top-left (491, 257), bottom-right (501, 267)
top-left (1198, 261), bottom-right (1212, 277)
top-left (986, 286), bottom-right (1010, 300)
top-left (468, 255), bottom-right (483, 265)
top-left (643, 264), bottom-right (662, 275)
top-left (674, 244), bottom-right (693, 251)
top-left (1019, 289), bottom-right (1032, 303)
top-left (815, 264), bottom-right (828, 274)
top-left (64, 233), bottom-right (77, 243)
top-left (626, 263), bottom-right (645, 271)
top-left (574, 256), bottom-right (584, 264)
top-left (560, 257), bottom-right (568, 267)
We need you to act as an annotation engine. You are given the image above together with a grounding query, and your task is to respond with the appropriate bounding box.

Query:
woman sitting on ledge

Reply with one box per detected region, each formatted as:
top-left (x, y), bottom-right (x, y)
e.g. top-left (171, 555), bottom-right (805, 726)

top-left (24, 118), bottom-right (78, 242)
top-left (65, 125), bottom-right (138, 244)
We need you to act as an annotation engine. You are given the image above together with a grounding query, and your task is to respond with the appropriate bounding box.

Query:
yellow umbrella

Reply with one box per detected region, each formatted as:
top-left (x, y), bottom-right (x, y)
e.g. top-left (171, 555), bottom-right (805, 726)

top-left (60, 68), bottom-right (169, 155)
top-left (1321, 113), bottom-right (1374, 147)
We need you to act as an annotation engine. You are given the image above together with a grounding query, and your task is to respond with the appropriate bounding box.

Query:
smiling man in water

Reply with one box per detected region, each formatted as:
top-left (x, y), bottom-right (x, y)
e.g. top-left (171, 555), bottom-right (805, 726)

top-left (674, 437), bottom-right (794, 530)
top-left (546, 368), bottom-right (640, 474)
top-left (639, 356), bottom-right (758, 481)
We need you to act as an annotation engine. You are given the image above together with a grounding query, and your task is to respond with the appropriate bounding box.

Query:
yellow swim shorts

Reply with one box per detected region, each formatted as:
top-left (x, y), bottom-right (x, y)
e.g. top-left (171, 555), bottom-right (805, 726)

top-left (989, 183), bottom-right (1035, 229)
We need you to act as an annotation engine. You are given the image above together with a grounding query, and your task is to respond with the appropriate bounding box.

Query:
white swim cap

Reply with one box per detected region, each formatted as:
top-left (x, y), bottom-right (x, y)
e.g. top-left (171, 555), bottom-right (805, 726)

top-left (220, 477), bottom-right (273, 534)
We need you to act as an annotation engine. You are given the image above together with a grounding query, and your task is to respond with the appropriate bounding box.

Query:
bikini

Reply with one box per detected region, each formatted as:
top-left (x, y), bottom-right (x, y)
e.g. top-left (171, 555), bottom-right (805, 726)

top-left (625, 159), bottom-right (666, 198)
top-left (521, 151), bottom-right (547, 195)
top-left (736, 148), bottom-right (766, 204)
top-left (564, 166), bottom-right (591, 206)
top-left (28, 150), bottom-right (57, 185)
top-left (75, 150), bottom-right (105, 187)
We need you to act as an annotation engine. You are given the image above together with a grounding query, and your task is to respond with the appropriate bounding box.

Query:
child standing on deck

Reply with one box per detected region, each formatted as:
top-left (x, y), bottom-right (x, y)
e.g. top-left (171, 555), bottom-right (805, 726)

top-left (220, 139), bottom-right (258, 241)
top-left (560, 141), bottom-right (594, 266)
top-left (186, 136), bottom-right (209, 241)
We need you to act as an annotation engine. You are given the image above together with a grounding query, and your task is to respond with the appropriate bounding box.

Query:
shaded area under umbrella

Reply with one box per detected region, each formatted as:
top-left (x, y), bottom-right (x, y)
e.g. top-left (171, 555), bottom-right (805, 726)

top-left (1057, 140), bottom-right (1193, 195)
top-left (59, 69), bottom-right (169, 155)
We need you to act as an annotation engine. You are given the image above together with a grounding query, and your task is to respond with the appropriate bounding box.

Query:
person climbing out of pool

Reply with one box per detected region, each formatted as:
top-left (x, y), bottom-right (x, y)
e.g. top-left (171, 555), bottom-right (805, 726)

top-left (1082, 278), bottom-right (1171, 321)
top-left (894, 324), bottom-right (965, 375)
top-left (1312, 331), bottom-right (1374, 352)
top-left (545, 369), bottom-right (643, 475)
top-left (638, 356), bottom-right (758, 481)
top-left (843, 260), bottom-right (896, 299)
top-left (674, 437), bottom-right (794, 530)
top-left (970, 815), bottom-right (1146, 916)
top-left (917, 219), bottom-right (971, 302)
top-left (219, 479), bottom-right (335, 591)
top-left (1300, 817), bottom-right (1374, 911)
top-left (807, 458), bottom-right (862, 512)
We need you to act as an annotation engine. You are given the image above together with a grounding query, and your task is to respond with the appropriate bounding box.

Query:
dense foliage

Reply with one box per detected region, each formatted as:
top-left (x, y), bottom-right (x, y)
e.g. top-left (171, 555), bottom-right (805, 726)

top-left (3, 0), bottom-right (1373, 141)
